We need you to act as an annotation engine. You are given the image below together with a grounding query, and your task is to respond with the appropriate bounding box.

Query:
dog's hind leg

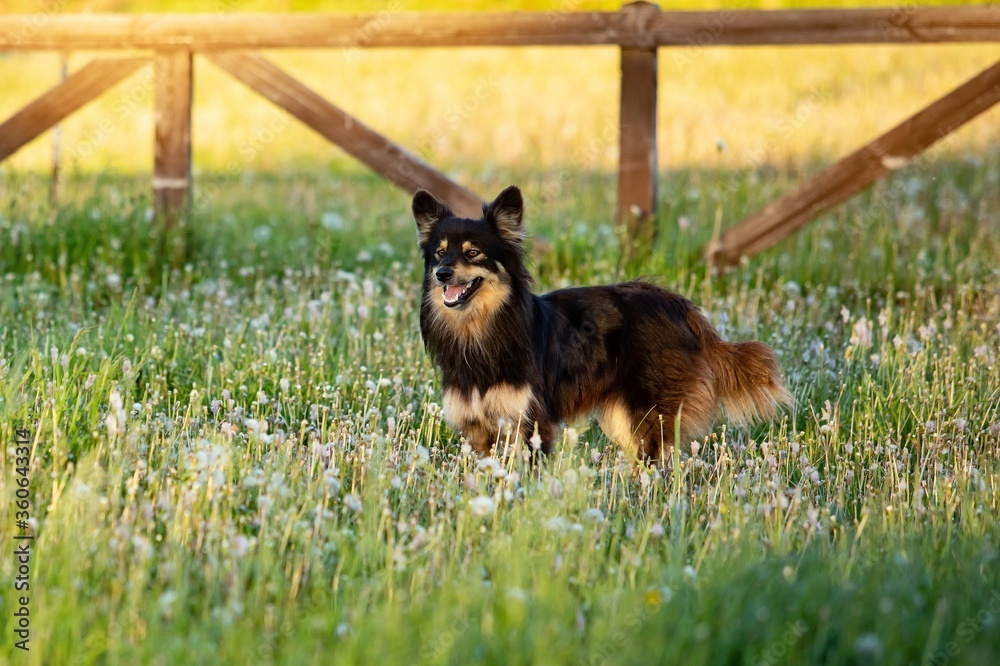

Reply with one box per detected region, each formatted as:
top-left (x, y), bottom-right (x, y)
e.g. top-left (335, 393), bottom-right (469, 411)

top-left (627, 378), bottom-right (715, 463)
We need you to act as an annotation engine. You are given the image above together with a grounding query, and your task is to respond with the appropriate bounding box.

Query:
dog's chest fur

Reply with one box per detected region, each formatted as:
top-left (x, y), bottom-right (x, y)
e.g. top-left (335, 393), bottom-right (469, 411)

top-left (442, 383), bottom-right (535, 433)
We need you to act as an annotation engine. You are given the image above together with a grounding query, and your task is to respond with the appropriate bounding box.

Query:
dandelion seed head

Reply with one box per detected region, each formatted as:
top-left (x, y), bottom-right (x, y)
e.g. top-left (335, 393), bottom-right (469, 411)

top-left (344, 494), bottom-right (363, 513)
top-left (468, 496), bottom-right (495, 517)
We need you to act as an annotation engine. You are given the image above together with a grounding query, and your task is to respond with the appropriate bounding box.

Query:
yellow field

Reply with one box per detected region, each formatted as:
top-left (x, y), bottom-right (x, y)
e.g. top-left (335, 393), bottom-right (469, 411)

top-left (1, 21), bottom-right (998, 185)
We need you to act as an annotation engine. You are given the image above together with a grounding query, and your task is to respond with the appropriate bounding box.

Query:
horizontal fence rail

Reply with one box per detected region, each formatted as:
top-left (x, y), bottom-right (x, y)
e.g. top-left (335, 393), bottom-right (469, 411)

top-left (1, 7), bottom-right (1000, 49)
top-left (1, 4), bottom-right (998, 263)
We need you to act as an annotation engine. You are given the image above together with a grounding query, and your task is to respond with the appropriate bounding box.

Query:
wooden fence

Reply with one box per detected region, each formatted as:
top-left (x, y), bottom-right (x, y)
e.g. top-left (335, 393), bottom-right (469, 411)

top-left (1, 4), bottom-right (999, 262)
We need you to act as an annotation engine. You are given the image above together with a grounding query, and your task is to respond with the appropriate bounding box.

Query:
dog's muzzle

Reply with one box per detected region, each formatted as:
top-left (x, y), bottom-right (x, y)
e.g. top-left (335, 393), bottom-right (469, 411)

top-left (440, 277), bottom-right (483, 308)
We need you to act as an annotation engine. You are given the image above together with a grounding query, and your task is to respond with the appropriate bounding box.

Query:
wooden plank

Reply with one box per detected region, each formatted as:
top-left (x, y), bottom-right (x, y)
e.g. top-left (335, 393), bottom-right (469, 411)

top-left (648, 6), bottom-right (1000, 46)
top-left (0, 58), bottom-right (147, 163)
top-left (153, 50), bottom-right (193, 224)
top-left (205, 51), bottom-right (482, 217)
top-left (0, 7), bottom-right (998, 51)
top-left (708, 58), bottom-right (1000, 265)
top-left (617, 2), bottom-right (659, 235)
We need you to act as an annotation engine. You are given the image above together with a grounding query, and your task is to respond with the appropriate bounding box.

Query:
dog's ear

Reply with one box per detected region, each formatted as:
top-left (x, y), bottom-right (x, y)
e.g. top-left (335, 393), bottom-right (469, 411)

top-left (412, 190), bottom-right (450, 245)
top-left (484, 185), bottom-right (524, 244)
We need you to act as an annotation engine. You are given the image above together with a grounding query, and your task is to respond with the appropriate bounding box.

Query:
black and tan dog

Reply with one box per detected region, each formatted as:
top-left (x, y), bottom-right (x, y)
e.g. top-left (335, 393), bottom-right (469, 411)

top-left (413, 185), bottom-right (792, 463)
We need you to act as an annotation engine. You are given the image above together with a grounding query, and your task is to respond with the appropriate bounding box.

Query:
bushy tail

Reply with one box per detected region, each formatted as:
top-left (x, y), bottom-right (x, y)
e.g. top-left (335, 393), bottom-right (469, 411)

top-left (687, 311), bottom-right (794, 425)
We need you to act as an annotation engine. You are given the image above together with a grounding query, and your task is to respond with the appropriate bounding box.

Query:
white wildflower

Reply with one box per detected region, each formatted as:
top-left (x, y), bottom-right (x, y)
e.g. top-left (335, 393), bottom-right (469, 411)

top-left (105, 388), bottom-right (126, 435)
top-left (544, 516), bottom-right (571, 533)
top-left (230, 535), bottom-right (250, 559)
top-left (477, 457), bottom-right (505, 478)
top-left (321, 211), bottom-right (344, 230)
top-left (344, 493), bottom-right (363, 513)
top-left (468, 496), bottom-right (495, 517)
top-left (850, 317), bottom-right (872, 347)
top-left (854, 634), bottom-right (884, 660)
top-left (158, 590), bottom-right (177, 614)
top-left (412, 445), bottom-right (430, 465)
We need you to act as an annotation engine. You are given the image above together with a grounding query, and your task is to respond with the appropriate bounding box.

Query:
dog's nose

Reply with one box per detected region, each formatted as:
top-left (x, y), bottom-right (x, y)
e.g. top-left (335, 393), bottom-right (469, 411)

top-left (435, 266), bottom-right (454, 282)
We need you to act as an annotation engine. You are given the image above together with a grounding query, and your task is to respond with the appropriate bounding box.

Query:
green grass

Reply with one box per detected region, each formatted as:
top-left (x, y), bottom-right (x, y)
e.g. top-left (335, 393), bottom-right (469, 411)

top-left (1, 153), bottom-right (999, 664)
top-left (2, 1), bottom-right (1000, 662)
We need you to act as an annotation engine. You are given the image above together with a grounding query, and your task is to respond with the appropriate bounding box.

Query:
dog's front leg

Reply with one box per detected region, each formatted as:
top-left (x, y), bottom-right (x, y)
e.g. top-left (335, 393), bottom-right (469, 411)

top-left (461, 422), bottom-right (495, 457)
top-left (520, 419), bottom-right (556, 457)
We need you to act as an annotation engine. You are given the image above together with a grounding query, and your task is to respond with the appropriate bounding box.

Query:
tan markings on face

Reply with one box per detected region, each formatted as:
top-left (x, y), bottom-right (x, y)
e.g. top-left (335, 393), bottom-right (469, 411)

top-left (424, 267), bottom-right (512, 340)
top-left (461, 241), bottom-right (485, 261)
top-left (443, 384), bottom-right (534, 431)
top-left (436, 239), bottom-right (448, 255)
top-left (597, 400), bottom-right (638, 456)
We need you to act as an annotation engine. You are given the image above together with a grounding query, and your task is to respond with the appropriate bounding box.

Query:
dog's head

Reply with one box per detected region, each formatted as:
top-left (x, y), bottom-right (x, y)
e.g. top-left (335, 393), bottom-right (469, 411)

top-left (412, 186), bottom-right (528, 319)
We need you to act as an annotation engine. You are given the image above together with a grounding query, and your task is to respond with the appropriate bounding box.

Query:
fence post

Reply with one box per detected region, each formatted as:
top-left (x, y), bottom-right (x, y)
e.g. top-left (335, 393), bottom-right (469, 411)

top-left (617, 1), bottom-right (659, 242)
top-left (153, 50), bottom-right (192, 225)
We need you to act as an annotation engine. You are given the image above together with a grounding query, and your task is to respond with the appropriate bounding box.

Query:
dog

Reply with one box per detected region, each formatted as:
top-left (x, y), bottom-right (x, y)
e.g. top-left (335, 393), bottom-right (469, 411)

top-left (413, 185), bottom-right (792, 463)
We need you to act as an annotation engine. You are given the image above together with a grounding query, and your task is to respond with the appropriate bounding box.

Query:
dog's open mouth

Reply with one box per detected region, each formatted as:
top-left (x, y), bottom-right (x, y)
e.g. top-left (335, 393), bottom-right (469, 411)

top-left (442, 278), bottom-right (482, 308)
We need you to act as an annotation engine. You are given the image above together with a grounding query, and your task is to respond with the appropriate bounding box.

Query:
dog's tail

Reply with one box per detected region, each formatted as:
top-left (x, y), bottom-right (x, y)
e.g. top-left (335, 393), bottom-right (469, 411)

top-left (687, 310), bottom-right (794, 425)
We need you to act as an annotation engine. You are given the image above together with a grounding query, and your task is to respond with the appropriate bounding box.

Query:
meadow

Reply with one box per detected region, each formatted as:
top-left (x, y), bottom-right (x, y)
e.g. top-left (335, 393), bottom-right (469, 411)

top-left (2, 1), bottom-right (1000, 664)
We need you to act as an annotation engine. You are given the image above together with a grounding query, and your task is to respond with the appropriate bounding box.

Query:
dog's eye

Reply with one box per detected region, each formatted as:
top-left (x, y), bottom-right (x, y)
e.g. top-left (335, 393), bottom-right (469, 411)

top-left (466, 249), bottom-right (480, 258)
top-left (435, 248), bottom-right (445, 258)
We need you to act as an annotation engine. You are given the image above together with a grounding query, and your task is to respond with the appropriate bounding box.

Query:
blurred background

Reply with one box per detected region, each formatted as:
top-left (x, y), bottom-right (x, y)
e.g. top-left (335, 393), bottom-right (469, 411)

top-left (3, 1), bottom-right (998, 178)
top-left (2, 1), bottom-right (998, 286)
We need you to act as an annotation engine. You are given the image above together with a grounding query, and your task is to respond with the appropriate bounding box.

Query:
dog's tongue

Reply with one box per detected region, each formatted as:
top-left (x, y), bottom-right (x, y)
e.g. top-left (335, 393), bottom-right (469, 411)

top-left (444, 285), bottom-right (465, 302)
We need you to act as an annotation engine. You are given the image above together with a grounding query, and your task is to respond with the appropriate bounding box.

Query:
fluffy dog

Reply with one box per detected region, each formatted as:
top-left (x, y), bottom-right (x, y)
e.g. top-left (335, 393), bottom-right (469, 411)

top-left (413, 185), bottom-right (792, 463)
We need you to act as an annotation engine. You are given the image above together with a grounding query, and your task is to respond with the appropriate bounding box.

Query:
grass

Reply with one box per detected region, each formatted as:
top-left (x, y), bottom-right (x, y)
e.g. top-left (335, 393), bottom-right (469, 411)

top-left (1, 157), bottom-right (999, 664)
top-left (2, 1), bottom-right (1000, 664)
